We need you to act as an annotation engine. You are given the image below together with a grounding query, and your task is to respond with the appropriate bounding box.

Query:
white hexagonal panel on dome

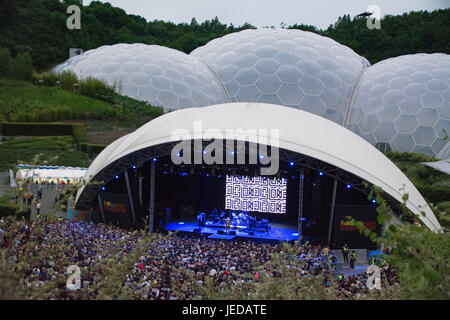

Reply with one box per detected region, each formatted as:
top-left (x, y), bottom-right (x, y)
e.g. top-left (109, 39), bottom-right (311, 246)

top-left (348, 53), bottom-right (450, 158)
top-left (191, 28), bottom-right (369, 125)
top-left (53, 43), bottom-right (228, 111)
top-left (53, 29), bottom-right (450, 159)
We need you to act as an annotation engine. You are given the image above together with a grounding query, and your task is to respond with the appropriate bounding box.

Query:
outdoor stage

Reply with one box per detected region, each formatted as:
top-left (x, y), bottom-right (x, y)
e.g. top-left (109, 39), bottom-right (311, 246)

top-left (163, 220), bottom-right (299, 243)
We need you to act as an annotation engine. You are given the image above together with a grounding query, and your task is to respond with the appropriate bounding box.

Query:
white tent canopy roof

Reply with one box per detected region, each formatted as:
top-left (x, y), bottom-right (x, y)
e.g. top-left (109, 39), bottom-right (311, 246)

top-left (78, 102), bottom-right (442, 232)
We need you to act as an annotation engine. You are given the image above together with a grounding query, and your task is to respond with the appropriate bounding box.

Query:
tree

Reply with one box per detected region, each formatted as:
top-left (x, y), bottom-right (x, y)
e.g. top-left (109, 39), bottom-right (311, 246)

top-left (12, 52), bottom-right (33, 81)
top-left (0, 48), bottom-right (13, 78)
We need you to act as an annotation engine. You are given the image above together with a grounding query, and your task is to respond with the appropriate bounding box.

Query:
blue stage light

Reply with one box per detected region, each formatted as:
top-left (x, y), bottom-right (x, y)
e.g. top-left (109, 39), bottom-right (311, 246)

top-left (178, 222), bottom-right (185, 225)
top-left (292, 233), bottom-right (299, 236)
top-left (218, 174), bottom-right (222, 178)
top-left (372, 199), bottom-right (376, 203)
top-left (152, 158), bottom-right (157, 162)
top-left (347, 184), bottom-right (351, 189)
top-left (163, 171), bottom-right (167, 175)
top-left (206, 173), bottom-right (210, 177)
top-left (300, 174), bottom-right (304, 180)
top-left (260, 154), bottom-right (264, 159)
top-left (115, 175), bottom-right (119, 179)
top-left (132, 165), bottom-right (136, 169)
top-left (289, 161), bottom-right (294, 166)
top-left (101, 186), bottom-right (106, 191)
top-left (319, 171), bottom-right (323, 176)
top-left (203, 150), bottom-right (207, 154)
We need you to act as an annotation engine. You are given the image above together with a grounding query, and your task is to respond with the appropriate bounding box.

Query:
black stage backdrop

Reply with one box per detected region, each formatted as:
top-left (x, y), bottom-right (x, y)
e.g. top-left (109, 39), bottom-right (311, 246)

top-left (101, 192), bottom-right (132, 228)
top-left (332, 205), bottom-right (379, 248)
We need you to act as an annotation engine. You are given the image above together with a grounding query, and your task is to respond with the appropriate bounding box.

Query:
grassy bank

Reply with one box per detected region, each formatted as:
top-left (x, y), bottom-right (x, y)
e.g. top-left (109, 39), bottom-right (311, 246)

top-left (0, 136), bottom-right (90, 170)
top-left (0, 79), bottom-right (163, 123)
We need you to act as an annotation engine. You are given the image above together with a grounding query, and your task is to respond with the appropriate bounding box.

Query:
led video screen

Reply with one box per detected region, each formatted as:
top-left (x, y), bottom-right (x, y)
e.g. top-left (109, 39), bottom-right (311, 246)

top-left (225, 175), bottom-right (287, 214)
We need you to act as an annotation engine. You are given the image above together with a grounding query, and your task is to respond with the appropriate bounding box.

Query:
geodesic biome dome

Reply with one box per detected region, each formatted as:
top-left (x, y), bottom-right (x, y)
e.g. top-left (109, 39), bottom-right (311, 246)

top-left (54, 29), bottom-right (450, 158)
top-left (347, 53), bottom-right (450, 158)
top-left (191, 28), bottom-right (370, 125)
top-left (53, 43), bottom-right (228, 111)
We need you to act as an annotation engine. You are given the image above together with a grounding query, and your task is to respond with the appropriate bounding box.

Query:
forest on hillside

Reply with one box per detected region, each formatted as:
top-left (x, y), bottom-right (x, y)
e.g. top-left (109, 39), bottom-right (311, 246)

top-left (0, 0), bottom-right (449, 70)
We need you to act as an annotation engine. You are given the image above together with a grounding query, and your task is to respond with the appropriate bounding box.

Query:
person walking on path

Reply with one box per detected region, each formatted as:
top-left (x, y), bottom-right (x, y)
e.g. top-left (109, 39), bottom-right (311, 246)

top-left (36, 201), bottom-right (41, 216)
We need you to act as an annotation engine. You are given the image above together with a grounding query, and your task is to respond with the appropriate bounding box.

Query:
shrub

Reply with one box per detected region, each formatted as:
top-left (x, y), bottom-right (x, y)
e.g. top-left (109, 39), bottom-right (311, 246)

top-left (41, 72), bottom-right (59, 87)
top-left (59, 71), bottom-right (79, 90)
top-left (414, 181), bottom-right (450, 205)
top-left (0, 47), bottom-right (13, 78)
top-left (12, 52), bottom-right (33, 81)
top-left (79, 77), bottom-right (115, 101)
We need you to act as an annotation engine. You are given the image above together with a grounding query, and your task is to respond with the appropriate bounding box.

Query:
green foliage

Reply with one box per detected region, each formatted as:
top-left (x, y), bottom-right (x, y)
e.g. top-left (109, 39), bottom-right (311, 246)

top-left (12, 52), bottom-right (33, 81)
top-left (0, 47), bottom-right (13, 77)
top-left (350, 185), bottom-right (450, 300)
top-left (0, 78), bottom-right (163, 123)
top-left (386, 152), bottom-right (450, 205)
top-left (386, 224), bottom-right (450, 299)
top-left (59, 71), bottom-right (79, 90)
top-left (0, 122), bottom-right (77, 136)
top-left (386, 152), bottom-right (435, 163)
top-left (1, 2), bottom-right (449, 70)
top-left (0, 135), bottom-right (89, 170)
top-left (79, 143), bottom-right (106, 157)
top-left (40, 72), bottom-right (59, 86)
top-left (78, 77), bottom-right (116, 102)
top-left (0, 195), bottom-right (31, 221)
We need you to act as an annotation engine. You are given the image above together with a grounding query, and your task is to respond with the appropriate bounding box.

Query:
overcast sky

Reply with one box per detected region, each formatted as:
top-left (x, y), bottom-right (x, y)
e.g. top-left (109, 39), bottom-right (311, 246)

top-left (83, 0), bottom-right (449, 29)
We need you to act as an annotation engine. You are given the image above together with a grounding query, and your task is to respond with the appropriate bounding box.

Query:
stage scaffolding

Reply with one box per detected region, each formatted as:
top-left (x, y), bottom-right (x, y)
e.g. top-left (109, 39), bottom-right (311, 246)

top-left (77, 141), bottom-right (374, 232)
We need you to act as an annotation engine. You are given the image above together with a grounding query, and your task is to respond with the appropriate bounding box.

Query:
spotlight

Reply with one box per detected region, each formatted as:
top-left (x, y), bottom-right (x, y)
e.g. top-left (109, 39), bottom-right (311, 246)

top-left (289, 161), bottom-right (294, 166)
top-left (101, 186), bottom-right (106, 191)
top-left (319, 171), bottom-right (323, 176)
top-left (346, 184), bottom-right (351, 189)
top-left (152, 158), bottom-right (157, 162)
top-left (260, 154), bottom-right (264, 159)
top-left (300, 174), bottom-right (305, 180)
top-left (372, 199), bottom-right (376, 204)
top-left (132, 165), bottom-right (136, 169)
top-left (206, 173), bottom-right (210, 177)
top-left (115, 175), bottom-right (119, 179)
top-left (231, 151), bottom-right (235, 155)
top-left (163, 171), bottom-right (167, 175)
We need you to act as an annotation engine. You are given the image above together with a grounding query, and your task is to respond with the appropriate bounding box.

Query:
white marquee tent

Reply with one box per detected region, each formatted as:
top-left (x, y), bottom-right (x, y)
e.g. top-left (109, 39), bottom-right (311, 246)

top-left (16, 167), bottom-right (87, 185)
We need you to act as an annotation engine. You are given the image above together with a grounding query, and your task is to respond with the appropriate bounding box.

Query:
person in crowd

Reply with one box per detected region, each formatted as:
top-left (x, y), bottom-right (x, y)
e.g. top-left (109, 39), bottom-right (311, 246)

top-left (0, 218), bottom-right (397, 300)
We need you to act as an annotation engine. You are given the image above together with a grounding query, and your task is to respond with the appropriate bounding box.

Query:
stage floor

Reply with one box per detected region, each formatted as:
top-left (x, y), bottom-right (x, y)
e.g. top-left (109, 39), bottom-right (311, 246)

top-left (164, 220), bottom-right (299, 243)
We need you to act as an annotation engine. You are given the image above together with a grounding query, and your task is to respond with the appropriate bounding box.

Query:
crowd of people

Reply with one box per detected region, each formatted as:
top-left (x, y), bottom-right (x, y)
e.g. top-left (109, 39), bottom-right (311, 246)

top-left (0, 218), bottom-right (398, 300)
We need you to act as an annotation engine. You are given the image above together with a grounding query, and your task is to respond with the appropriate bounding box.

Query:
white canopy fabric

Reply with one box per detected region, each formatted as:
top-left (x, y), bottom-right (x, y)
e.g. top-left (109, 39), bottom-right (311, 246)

top-left (77, 102), bottom-right (442, 232)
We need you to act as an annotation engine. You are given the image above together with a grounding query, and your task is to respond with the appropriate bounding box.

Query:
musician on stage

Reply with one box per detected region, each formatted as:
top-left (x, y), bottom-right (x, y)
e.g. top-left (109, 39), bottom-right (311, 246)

top-left (225, 216), bottom-right (231, 233)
